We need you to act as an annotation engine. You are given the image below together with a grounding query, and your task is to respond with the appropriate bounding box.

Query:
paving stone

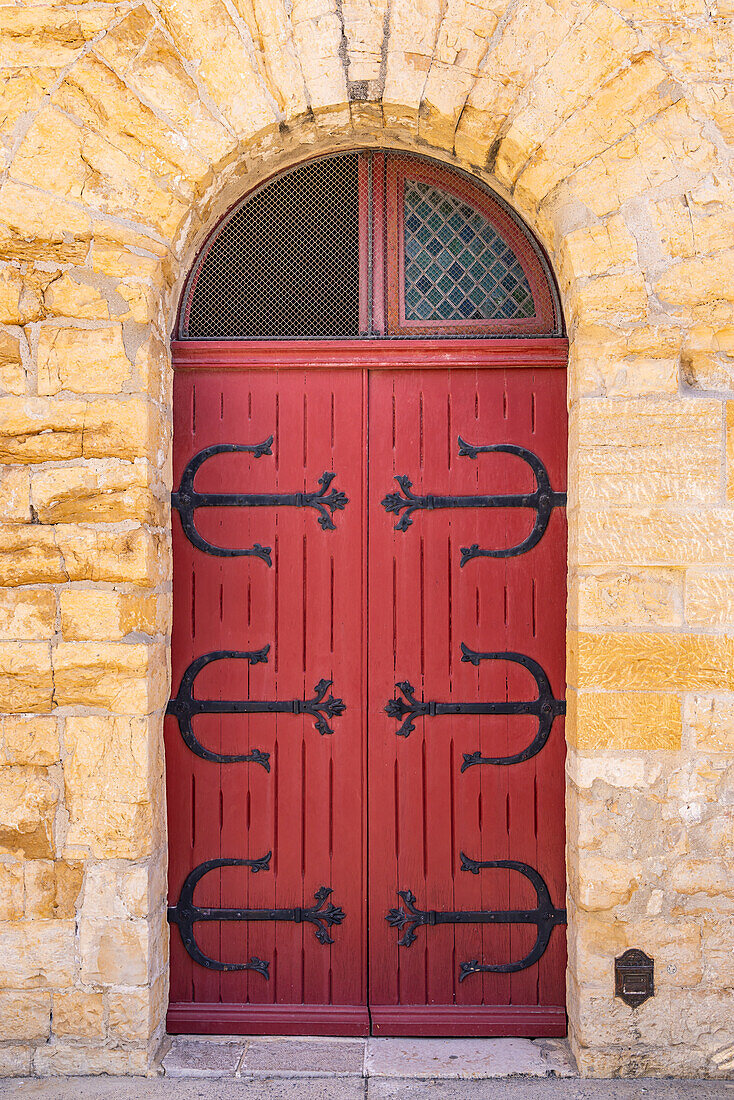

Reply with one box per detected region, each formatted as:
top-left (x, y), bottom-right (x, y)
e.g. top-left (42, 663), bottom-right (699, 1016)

top-left (365, 1037), bottom-right (551, 1078)
top-left (162, 1037), bottom-right (245, 1077)
top-left (367, 1082), bottom-right (734, 1100)
top-left (240, 1038), bottom-right (365, 1076)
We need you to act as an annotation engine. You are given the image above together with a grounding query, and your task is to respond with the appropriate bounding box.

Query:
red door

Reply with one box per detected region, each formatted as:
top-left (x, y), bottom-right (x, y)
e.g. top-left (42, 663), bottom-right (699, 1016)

top-left (166, 345), bottom-right (567, 1036)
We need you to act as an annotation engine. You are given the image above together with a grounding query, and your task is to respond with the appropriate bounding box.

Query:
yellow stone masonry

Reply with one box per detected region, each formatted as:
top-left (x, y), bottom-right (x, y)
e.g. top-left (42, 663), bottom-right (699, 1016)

top-left (0, 0), bottom-right (732, 1080)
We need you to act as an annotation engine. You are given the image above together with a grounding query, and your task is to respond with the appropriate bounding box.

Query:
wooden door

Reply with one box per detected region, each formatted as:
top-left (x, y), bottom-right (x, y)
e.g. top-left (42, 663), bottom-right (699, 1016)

top-left (368, 365), bottom-right (567, 1036)
top-left (166, 345), bottom-right (567, 1037)
top-left (166, 366), bottom-right (368, 1035)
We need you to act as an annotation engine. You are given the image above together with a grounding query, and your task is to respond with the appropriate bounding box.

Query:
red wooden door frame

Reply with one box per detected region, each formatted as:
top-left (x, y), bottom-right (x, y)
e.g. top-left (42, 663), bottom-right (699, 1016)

top-left (167, 337), bottom-right (569, 1037)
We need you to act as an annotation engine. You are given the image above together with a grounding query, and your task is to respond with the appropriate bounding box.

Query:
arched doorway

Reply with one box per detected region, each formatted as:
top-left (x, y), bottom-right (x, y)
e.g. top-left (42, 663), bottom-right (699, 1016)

top-left (166, 150), bottom-right (568, 1037)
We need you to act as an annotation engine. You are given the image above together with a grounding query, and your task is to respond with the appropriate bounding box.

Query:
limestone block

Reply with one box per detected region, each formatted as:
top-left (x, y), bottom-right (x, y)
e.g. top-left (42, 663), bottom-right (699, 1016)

top-left (43, 275), bottom-right (109, 321)
top-left (0, 642), bottom-right (53, 713)
top-left (0, 396), bottom-right (163, 463)
top-left (571, 398), bottom-right (722, 506)
top-left (574, 855), bottom-right (643, 911)
top-left (94, 11), bottom-right (235, 164)
top-left (0, 331), bottom-right (25, 396)
top-left (52, 989), bottom-right (104, 1039)
top-left (568, 103), bottom-right (719, 218)
top-left (108, 971), bottom-right (166, 1041)
top-left (515, 54), bottom-right (676, 206)
top-left (651, 197), bottom-right (734, 262)
top-left (568, 980), bottom-right (672, 1048)
top-left (33, 1042), bottom-right (151, 1076)
top-left (493, 5), bottom-right (639, 186)
top-left (60, 590), bottom-right (160, 641)
top-left (2, 717), bottom-right (59, 766)
top-left (91, 242), bottom-right (163, 281)
top-left (0, 920), bottom-right (76, 989)
top-left (681, 324), bottom-right (734, 392)
top-left (0, 467), bottom-right (30, 523)
top-left (573, 568), bottom-right (682, 629)
top-left (0, 181), bottom-right (92, 258)
top-left (560, 217), bottom-right (637, 282)
top-left (685, 569), bottom-right (734, 625)
top-left (53, 642), bottom-right (167, 711)
top-left (37, 325), bottom-right (131, 396)
top-left (32, 460), bottom-right (161, 524)
top-left (0, 589), bottom-right (56, 640)
top-left (79, 917), bottom-right (151, 986)
top-left (0, 766), bottom-right (57, 858)
top-left (568, 690), bottom-right (682, 751)
top-left (56, 55), bottom-right (208, 185)
top-left (576, 508), bottom-right (734, 567)
top-left (569, 324), bottom-right (682, 399)
top-left (0, 863), bottom-right (24, 920)
top-left (64, 715), bottom-right (162, 858)
top-left (671, 859), bottom-right (733, 897)
top-left (24, 860), bottom-right (83, 919)
top-left (686, 694), bottom-right (734, 752)
top-left (568, 914), bottom-right (702, 989)
top-left (0, 8), bottom-right (115, 68)
top-left (0, 991), bottom-right (51, 1041)
top-left (655, 250), bottom-right (734, 311)
top-left (153, 0), bottom-right (278, 136)
top-left (0, 268), bottom-right (42, 325)
top-left (0, 1047), bottom-right (31, 1076)
top-left (702, 919), bottom-right (734, 986)
top-left (568, 631), bottom-right (734, 691)
top-left (80, 863), bottom-right (130, 920)
top-left (0, 524), bottom-right (168, 586)
top-left (117, 283), bottom-right (156, 325)
top-left (569, 272), bottom-right (648, 326)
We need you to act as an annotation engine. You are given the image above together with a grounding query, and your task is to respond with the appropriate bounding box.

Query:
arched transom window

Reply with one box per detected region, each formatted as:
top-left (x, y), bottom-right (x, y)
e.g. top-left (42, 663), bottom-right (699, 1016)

top-left (179, 151), bottom-right (562, 340)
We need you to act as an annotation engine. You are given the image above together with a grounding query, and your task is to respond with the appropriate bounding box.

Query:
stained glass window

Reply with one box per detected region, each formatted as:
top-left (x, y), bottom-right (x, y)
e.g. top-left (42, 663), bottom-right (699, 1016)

top-left (403, 179), bottom-right (535, 323)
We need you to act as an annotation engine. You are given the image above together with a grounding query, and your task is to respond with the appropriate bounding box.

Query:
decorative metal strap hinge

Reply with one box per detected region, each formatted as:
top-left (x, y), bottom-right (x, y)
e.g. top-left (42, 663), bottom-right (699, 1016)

top-left (385, 644), bottom-right (565, 765)
top-left (167, 646), bottom-right (345, 764)
top-left (386, 854), bottom-right (566, 977)
top-left (172, 436), bottom-right (349, 562)
top-left (168, 858), bottom-right (345, 974)
top-left (381, 436), bottom-right (565, 562)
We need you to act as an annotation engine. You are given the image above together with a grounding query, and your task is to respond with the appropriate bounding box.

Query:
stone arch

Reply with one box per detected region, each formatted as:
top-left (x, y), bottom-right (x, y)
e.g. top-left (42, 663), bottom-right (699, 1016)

top-left (0, 0), bottom-right (733, 1078)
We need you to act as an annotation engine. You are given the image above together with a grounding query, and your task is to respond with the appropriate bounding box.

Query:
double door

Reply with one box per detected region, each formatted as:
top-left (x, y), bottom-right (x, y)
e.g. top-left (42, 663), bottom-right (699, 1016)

top-left (166, 357), bottom-right (567, 1035)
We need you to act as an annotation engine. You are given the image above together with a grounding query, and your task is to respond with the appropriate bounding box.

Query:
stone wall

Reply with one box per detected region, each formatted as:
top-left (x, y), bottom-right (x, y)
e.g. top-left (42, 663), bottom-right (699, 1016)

top-left (0, 0), bottom-right (732, 1077)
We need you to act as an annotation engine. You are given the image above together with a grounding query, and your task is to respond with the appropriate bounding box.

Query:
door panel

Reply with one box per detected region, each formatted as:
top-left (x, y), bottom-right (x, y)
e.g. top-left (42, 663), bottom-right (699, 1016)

top-left (368, 367), bottom-right (567, 1034)
top-left (166, 369), bottom-right (368, 1033)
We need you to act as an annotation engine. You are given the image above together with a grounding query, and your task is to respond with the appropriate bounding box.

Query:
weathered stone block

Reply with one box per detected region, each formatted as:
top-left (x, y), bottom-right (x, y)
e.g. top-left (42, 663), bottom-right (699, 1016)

top-left (573, 855), bottom-right (643, 912)
top-left (108, 971), bottom-right (166, 1041)
top-left (33, 1043), bottom-right (151, 1076)
top-left (568, 690), bottom-right (682, 751)
top-left (0, 863), bottom-right (24, 920)
top-left (60, 590), bottom-right (160, 641)
top-left (79, 917), bottom-right (151, 986)
top-left (43, 274), bottom-right (109, 320)
top-left (37, 324), bottom-right (131, 396)
top-left (671, 860), bottom-right (733, 897)
top-left (573, 569), bottom-right (682, 629)
top-left (0, 397), bottom-right (163, 464)
top-left (0, 642), bottom-right (53, 712)
top-left (0, 466), bottom-right (30, 522)
top-left (0, 525), bottom-right (167, 587)
top-left (24, 860), bottom-right (83, 919)
top-left (32, 460), bottom-right (161, 524)
top-left (53, 642), bottom-right (167, 711)
top-left (52, 989), bottom-right (104, 1038)
top-left (655, 250), bottom-right (734, 311)
top-left (569, 272), bottom-right (648, 327)
top-left (571, 398), bottom-right (722, 506)
top-left (568, 631), bottom-right (734, 691)
top-left (2, 716), bottom-right (59, 767)
top-left (0, 766), bottom-right (58, 858)
top-left (0, 920), bottom-right (76, 989)
top-left (685, 569), bottom-right (734, 626)
top-left (576, 509), bottom-right (734, 567)
top-left (685, 694), bottom-right (734, 753)
top-left (568, 914), bottom-right (702, 989)
top-left (0, 589), bottom-right (56, 640)
top-left (727, 401), bottom-right (734, 501)
top-left (0, 267), bottom-right (42, 325)
top-left (0, 331), bottom-right (25, 396)
top-left (569, 325), bottom-right (682, 399)
top-left (0, 990), bottom-right (51, 1041)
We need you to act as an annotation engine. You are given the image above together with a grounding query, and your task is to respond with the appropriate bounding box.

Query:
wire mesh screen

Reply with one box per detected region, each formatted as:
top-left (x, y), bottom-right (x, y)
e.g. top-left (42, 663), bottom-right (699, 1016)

top-left (403, 179), bottom-right (535, 323)
top-left (184, 153), bottom-right (360, 339)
